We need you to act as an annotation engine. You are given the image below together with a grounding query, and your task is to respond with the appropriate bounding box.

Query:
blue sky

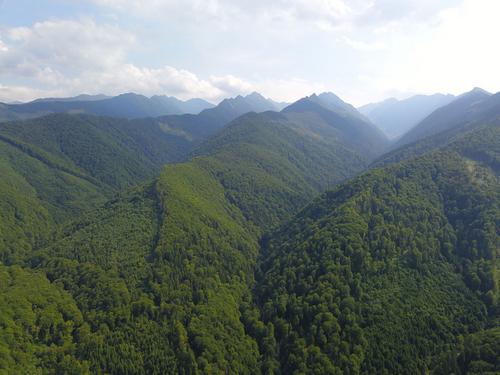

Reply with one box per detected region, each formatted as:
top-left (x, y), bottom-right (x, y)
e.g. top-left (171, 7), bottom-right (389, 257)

top-left (0, 0), bottom-right (499, 105)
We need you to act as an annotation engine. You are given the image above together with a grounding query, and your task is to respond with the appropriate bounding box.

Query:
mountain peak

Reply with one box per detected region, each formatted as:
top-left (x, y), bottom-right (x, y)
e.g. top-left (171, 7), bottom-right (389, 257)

top-left (245, 91), bottom-right (265, 99)
top-left (471, 87), bottom-right (490, 94)
top-left (460, 87), bottom-right (491, 98)
top-left (287, 91), bottom-right (368, 121)
top-left (317, 92), bottom-right (343, 101)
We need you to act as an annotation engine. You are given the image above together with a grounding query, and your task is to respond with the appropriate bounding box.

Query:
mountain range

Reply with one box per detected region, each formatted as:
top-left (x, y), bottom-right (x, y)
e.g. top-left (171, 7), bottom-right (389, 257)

top-left (0, 88), bottom-right (498, 374)
top-left (0, 92), bottom-right (292, 123)
top-left (0, 93), bottom-right (215, 121)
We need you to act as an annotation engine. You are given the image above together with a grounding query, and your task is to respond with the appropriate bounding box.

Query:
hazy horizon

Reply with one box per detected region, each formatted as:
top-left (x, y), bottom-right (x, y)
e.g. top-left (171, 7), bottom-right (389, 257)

top-left (0, 0), bottom-right (499, 106)
top-left (2, 88), bottom-right (491, 109)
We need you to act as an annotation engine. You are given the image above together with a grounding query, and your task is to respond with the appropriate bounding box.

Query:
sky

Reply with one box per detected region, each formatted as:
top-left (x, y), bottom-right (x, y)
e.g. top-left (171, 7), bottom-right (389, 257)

top-left (0, 0), bottom-right (499, 106)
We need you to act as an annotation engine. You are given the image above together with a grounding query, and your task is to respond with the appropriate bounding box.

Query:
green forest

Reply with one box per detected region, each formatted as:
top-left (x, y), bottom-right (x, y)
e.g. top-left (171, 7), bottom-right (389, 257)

top-left (0, 90), bottom-right (498, 374)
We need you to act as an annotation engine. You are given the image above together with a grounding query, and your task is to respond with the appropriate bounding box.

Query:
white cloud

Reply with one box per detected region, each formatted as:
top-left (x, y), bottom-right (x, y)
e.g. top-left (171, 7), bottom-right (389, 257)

top-left (357, 0), bottom-right (500, 102)
top-left (0, 39), bottom-right (7, 52)
top-left (341, 36), bottom-right (386, 51)
top-left (0, 19), bottom-right (133, 83)
top-left (0, 84), bottom-right (63, 103)
top-left (253, 78), bottom-right (327, 103)
top-left (2, 0), bottom-right (498, 106)
top-left (209, 75), bottom-right (254, 97)
top-left (0, 18), bottom-right (239, 101)
top-left (89, 0), bottom-right (461, 31)
top-left (0, 17), bottom-right (323, 103)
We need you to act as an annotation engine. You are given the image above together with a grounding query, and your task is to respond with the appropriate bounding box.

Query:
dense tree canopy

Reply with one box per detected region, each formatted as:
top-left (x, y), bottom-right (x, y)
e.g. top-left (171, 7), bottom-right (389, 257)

top-left (0, 97), bottom-right (497, 373)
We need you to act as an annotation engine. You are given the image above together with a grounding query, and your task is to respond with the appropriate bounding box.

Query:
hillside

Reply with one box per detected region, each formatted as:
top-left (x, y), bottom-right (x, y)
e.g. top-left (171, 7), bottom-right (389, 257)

top-left (0, 113), bottom-right (198, 263)
top-left (376, 91), bottom-right (500, 167)
top-left (0, 98), bottom-right (301, 266)
top-left (359, 93), bottom-right (455, 139)
top-left (256, 123), bottom-right (499, 374)
top-left (0, 114), bottom-right (195, 189)
top-left (158, 92), bottom-right (284, 141)
top-left (395, 88), bottom-right (493, 147)
top-left (283, 93), bottom-right (388, 159)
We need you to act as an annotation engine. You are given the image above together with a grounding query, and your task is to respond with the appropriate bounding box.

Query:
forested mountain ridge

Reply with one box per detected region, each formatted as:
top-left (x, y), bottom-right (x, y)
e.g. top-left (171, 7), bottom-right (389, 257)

top-left (15, 107), bottom-right (377, 373)
top-left (282, 93), bottom-right (388, 159)
top-left (156, 92), bottom-right (285, 142)
top-left (256, 122), bottom-right (499, 374)
top-left (0, 264), bottom-right (89, 372)
top-left (0, 113), bottom-right (196, 186)
top-left (0, 112), bottom-right (197, 264)
top-left (0, 89), bottom-right (380, 268)
top-left (359, 93), bottom-right (456, 139)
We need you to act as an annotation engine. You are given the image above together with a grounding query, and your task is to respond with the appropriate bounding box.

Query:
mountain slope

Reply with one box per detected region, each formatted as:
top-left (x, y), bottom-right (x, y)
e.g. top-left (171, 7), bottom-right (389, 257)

top-left (395, 88), bottom-right (492, 147)
top-left (359, 93), bottom-right (455, 139)
top-left (376, 91), bottom-right (500, 166)
top-left (26, 109), bottom-right (374, 373)
top-left (157, 92), bottom-right (282, 141)
top-left (283, 93), bottom-right (388, 159)
top-left (0, 113), bottom-right (194, 189)
top-left (0, 102), bottom-right (302, 267)
top-left (256, 123), bottom-right (499, 374)
top-left (0, 113), bottom-right (199, 263)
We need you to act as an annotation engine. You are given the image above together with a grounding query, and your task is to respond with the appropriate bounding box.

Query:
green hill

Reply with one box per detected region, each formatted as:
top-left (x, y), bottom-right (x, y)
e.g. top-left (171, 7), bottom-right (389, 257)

top-left (256, 123), bottom-right (499, 374)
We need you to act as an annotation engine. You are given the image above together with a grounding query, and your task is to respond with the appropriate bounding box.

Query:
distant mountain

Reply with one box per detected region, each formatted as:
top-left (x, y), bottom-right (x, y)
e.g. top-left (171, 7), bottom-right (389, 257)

top-left (183, 97), bottom-right (216, 113)
top-left (373, 90), bottom-right (500, 167)
top-left (217, 92), bottom-right (282, 114)
top-left (283, 92), bottom-right (389, 159)
top-left (0, 93), bottom-right (215, 121)
top-left (150, 95), bottom-right (215, 114)
top-left (307, 92), bottom-right (369, 120)
top-left (395, 88), bottom-right (493, 147)
top-left (156, 92), bottom-right (282, 141)
top-left (359, 93), bottom-right (456, 138)
top-left (269, 98), bottom-right (290, 111)
top-left (33, 94), bottom-right (112, 102)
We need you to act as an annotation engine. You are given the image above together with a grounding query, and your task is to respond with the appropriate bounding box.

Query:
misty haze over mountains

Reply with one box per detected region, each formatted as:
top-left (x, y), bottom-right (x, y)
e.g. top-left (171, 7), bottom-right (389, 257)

top-left (1, 87), bottom-right (494, 142)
